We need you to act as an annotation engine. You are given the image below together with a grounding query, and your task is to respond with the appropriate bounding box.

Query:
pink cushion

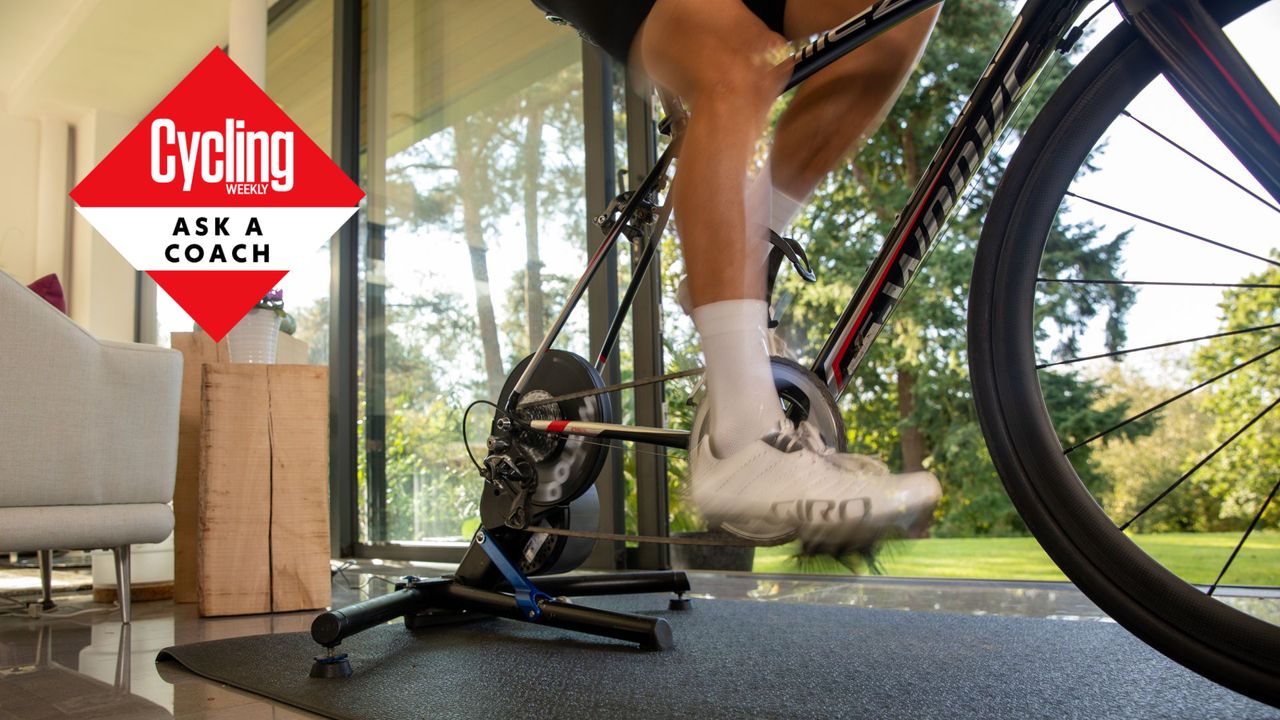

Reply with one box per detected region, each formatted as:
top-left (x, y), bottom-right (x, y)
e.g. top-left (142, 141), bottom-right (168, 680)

top-left (27, 274), bottom-right (67, 314)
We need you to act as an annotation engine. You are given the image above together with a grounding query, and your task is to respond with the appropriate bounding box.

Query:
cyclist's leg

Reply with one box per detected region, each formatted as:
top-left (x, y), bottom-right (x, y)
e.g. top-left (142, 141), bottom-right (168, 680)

top-left (634, 0), bottom-right (790, 307)
top-left (628, 1), bottom-right (941, 549)
top-left (760, 1), bottom-right (940, 233)
top-left (632, 0), bottom-right (793, 457)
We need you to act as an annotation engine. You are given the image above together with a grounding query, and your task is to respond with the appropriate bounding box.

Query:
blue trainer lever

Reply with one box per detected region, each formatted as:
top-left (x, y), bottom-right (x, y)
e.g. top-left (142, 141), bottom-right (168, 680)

top-left (475, 529), bottom-right (553, 620)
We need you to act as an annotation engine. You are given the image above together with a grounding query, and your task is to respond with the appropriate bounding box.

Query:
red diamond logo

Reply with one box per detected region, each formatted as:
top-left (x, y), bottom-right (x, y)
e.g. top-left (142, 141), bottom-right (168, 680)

top-left (70, 48), bottom-right (363, 340)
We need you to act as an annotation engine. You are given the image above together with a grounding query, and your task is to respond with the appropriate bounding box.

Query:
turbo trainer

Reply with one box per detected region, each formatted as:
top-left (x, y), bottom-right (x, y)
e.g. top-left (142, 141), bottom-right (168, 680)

top-left (308, 159), bottom-right (702, 678)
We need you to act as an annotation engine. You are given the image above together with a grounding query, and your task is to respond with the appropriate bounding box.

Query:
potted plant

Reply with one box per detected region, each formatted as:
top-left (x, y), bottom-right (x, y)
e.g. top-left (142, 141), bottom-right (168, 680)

top-left (226, 288), bottom-right (285, 363)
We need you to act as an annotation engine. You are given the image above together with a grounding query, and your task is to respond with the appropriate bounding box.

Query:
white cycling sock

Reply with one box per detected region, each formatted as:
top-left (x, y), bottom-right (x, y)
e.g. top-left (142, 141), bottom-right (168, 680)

top-left (770, 184), bottom-right (805, 234)
top-left (744, 165), bottom-right (808, 277)
top-left (746, 165), bottom-right (808, 233)
top-left (745, 167), bottom-right (775, 271)
top-left (693, 299), bottom-right (785, 458)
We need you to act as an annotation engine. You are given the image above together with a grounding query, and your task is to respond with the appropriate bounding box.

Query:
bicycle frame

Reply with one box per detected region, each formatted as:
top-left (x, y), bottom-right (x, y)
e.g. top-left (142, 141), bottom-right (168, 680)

top-left (504, 0), bottom-right (1280, 448)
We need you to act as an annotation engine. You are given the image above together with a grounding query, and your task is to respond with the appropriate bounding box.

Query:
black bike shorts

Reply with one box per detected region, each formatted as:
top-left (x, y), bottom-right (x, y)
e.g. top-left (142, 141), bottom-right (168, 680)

top-left (530, 0), bottom-right (787, 64)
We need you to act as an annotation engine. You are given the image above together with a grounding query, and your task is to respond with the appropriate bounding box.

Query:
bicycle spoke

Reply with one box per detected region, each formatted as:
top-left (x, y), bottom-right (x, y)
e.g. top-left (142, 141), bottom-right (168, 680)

top-left (1207, 473), bottom-right (1280, 596)
top-left (1039, 278), bottom-right (1280, 289)
top-left (1061, 343), bottom-right (1280, 454)
top-left (1121, 110), bottom-right (1280, 218)
top-left (1064, 191), bottom-right (1280, 270)
top-left (1120, 396), bottom-right (1280, 530)
top-left (1037, 322), bottom-right (1280, 369)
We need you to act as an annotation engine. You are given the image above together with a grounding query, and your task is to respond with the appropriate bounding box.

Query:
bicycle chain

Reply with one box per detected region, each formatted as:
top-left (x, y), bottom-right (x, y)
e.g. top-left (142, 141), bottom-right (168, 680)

top-left (515, 366), bottom-right (705, 408)
top-left (524, 524), bottom-right (793, 548)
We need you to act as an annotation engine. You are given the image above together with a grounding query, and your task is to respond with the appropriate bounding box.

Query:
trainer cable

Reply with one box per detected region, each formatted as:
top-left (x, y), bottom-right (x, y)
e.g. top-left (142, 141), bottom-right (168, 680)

top-left (462, 398), bottom-right (503, 475)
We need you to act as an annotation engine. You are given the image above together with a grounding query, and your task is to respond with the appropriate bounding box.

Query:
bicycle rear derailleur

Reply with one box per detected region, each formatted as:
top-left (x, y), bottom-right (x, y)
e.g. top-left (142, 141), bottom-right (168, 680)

top-left (478, 420), bottom-right (538, 531)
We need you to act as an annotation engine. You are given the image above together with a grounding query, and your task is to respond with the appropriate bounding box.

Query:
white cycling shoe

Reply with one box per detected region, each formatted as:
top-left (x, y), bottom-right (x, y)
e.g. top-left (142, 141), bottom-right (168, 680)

top-left (690, 420), bottom-right (941, 555)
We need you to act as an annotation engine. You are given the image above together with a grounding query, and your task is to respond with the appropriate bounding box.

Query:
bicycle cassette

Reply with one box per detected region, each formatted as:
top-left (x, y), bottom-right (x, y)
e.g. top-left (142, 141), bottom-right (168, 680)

top-left (492, 350), bottom-right (613, 509)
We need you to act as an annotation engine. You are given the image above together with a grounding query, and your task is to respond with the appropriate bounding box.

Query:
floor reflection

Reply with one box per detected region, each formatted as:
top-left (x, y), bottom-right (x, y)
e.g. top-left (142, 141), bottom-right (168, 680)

top-left (0, 592), bottom-right (327, 719)
top-left (0, 623), bottom-right (169, 719)
top-left (686, 573), bottom-right (1115, 620)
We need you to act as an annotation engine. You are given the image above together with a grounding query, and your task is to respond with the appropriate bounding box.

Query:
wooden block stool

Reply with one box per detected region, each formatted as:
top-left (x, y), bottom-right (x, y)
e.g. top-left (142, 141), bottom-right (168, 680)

top-left (196, 363), bottom-right (330, 617)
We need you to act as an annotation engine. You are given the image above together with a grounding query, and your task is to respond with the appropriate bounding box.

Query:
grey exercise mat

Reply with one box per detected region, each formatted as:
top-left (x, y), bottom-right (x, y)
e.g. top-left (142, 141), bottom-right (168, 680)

top-left (157, 596), bottom-right (1279, 720)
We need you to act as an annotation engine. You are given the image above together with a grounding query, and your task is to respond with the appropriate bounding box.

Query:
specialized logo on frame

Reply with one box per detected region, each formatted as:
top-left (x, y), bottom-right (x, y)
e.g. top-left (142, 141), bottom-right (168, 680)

top-left (70, 47), bottom-right (363, 340)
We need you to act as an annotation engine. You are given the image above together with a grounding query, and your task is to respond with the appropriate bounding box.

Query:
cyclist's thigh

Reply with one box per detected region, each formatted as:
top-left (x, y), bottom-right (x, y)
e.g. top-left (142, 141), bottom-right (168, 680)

top-left (632, 0), bottom-right (790, 102)
top-left (782, 0), bottom-right (938, 55)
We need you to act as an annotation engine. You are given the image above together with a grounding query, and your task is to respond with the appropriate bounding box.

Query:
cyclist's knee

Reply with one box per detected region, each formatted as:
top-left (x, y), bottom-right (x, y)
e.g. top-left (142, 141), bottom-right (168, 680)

top-left (682, 39), bottom-right (790, 120)
top-left (637, 3), bottom-right (790, 113)
top-left (836, 8), bottom-right (937, 86)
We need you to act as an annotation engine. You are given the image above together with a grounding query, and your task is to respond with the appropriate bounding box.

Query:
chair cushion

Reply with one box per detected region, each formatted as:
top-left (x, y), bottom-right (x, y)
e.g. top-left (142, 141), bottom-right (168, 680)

top-left (0, 504), bottom-right (173, 553)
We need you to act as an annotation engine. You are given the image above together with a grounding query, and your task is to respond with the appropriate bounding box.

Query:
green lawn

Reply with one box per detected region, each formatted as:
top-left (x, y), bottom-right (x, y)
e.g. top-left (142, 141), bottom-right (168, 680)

top-left (751, 531), bottom-right (1280, 586)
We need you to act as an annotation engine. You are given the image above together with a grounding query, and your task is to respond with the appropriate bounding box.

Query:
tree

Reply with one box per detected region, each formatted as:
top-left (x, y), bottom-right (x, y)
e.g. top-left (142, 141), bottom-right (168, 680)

top-left (365, 62), bottom-right (589, 541)
top-left (290, 293), bottom-right (330, 365)
top-left (454, 117), bottom-right (510, 400)
top-left (322, 280), bottom-right (489, 541)
top-left (501, 267), bottom-right (574, 362)
top-left (523, 103), bottom-right (548, 351)
top-left (515, 78), bottom-right (591, 354)
top-left (782, 1), bottom-right (1136, 536)
top-left (384, 66), bottom-right (586, 402)
top-left (1191, 260), bottom-right (1280, 530)
top-left (384, 107), bottom-right (522, 402)
top-left (1092, 361), bottom-right (1222, 532)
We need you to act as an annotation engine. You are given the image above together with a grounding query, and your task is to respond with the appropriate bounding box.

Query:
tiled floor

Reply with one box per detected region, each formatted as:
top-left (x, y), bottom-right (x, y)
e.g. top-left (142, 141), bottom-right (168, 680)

top-left (0, 562), bottom-right (1275, 719)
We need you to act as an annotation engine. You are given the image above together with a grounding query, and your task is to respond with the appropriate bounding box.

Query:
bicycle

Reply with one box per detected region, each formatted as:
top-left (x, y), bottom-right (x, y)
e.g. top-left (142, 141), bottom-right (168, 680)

top-left (314, 0), bottom-right (1280, 703)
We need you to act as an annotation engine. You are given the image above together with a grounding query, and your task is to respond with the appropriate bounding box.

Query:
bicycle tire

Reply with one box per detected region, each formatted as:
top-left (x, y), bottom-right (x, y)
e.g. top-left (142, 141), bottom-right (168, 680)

top-left (969, 0), bottom-right (1280, 705)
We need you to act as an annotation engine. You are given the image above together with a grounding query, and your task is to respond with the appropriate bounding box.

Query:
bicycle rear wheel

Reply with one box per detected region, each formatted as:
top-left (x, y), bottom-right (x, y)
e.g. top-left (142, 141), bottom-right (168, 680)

top-left (970, 0), bottom-right (1280, 705)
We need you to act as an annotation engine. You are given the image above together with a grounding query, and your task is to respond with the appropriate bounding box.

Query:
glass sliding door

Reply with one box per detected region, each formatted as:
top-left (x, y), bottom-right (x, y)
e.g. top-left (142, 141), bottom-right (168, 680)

top-left (262, 0), bottom-right (333, 364)
top-left (359, 0), bottom-right (592, 547)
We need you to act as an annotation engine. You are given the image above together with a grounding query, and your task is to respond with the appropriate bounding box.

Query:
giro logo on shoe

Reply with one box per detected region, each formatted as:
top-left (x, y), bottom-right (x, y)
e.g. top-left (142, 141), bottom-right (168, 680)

top-left (70, 48), bottom-right (363, 340)
top-left (769, 497), bottom-right (871, 524)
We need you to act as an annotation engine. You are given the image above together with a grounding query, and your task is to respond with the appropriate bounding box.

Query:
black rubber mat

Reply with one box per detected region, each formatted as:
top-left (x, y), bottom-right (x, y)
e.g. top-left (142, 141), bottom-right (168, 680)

top-left (157, 597), bottom-right (1279, 720)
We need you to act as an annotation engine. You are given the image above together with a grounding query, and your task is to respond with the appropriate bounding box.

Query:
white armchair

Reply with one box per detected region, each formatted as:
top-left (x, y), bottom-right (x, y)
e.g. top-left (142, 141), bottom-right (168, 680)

top-left (0, 269), bottom-right (181, 622)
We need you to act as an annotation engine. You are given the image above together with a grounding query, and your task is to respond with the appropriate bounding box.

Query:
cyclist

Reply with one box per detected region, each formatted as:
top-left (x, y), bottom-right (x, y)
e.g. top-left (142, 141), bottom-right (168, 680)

top-left (531, 0), bottom-right (943, 553)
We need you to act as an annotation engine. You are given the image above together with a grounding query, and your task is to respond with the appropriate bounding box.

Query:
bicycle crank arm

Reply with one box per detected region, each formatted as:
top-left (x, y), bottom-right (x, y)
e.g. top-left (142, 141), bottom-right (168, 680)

top-left (525, 419), bottom-right (689, 450)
